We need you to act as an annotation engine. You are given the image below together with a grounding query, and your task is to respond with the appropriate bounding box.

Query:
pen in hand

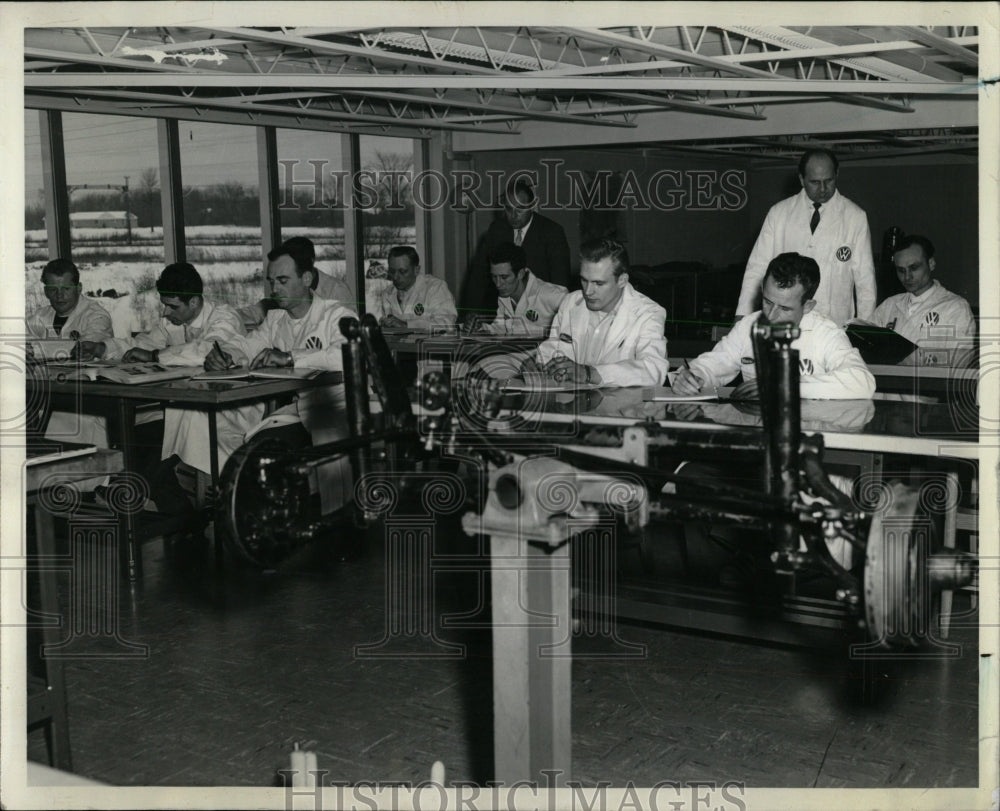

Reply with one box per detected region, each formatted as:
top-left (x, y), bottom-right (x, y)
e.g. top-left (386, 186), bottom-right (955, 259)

top-left (214, 340), bottom-right (237, 370)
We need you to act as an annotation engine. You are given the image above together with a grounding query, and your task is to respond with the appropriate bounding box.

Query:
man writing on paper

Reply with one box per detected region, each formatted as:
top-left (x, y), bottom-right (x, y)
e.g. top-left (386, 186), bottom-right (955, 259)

top-left (673, 252), bottom-right (875, 401)
top-left (76, 263), bottom-right (257, 504)
top-left (215, 240), bottom-right (359, 513)
top-left (860, 234), bottom-right (976, 367)
top-left (734, 149), bottom-right (876, 327)
top-left (476, 241), bottom-right (567, 335)
top-left (522, 238), bottom-right (668, 388)
top-left (27, 258), bottom-right (114, 444)
top-left (238, 236), bottom-right (354, 328)
top-left (371, 246), bottom-right (457, 330)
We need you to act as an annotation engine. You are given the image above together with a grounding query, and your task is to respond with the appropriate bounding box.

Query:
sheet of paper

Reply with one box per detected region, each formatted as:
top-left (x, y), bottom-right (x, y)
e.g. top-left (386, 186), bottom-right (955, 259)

top-left (642, 386), bottom-right (726, 402)
top-left (503, 376), bottom-right (602, 393)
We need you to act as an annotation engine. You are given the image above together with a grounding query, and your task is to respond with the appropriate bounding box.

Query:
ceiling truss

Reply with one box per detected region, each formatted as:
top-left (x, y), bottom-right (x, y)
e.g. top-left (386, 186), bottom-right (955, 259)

top-left (23, 24), bottom-right (980, 156)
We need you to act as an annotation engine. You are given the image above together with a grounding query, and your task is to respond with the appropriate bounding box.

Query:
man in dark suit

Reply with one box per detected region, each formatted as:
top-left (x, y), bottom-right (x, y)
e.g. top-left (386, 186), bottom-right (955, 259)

top-left (464, 178), bottom-right (572, 323)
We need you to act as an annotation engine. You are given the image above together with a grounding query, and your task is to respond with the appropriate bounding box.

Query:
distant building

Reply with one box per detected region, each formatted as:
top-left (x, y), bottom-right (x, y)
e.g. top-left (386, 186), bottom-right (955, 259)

top-left (68, 211), bottom-right (138, 228)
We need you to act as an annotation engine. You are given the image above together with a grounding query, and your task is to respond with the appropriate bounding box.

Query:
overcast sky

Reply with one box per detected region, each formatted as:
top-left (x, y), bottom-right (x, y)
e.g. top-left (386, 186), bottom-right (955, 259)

top-left (24, 110), bottom-right (412, 207)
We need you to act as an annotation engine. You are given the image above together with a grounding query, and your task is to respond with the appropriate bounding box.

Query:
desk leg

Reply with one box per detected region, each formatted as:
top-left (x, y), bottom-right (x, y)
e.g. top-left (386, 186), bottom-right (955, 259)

top-left (490, 532), bottom-right (572, 786)
top-left (31, 506), bottom-right (73, 772)
top-left (208, 410), bottom-right (223, 571)
top-left (116, 399), bottom-right (141, 580)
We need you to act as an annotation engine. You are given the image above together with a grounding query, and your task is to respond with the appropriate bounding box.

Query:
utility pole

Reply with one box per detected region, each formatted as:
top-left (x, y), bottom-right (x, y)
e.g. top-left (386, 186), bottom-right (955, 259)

top-left (122, 176), bottom-right (132, 246)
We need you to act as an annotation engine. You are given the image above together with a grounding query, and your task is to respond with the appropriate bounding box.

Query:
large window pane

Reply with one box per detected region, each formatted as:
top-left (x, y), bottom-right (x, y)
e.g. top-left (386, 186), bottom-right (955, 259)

top-left (275, 128), bottom-right (351, 305)
top-left (28, 112), bottom-right (165, 337)
top-left (359, 135), bottom-right (417, 311)
top-left (180, 121), bottom-right (262, 316)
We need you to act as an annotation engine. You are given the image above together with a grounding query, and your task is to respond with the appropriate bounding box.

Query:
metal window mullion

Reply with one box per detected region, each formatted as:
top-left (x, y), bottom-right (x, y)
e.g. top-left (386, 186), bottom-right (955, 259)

top-left (39, 110), bottom-right (71, 260)
top-left (157, 118), bottom-right (186, 264)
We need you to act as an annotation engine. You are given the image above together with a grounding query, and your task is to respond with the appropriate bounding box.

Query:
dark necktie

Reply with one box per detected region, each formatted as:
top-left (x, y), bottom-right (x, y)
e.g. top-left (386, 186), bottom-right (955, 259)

top-left (52, 313), bottom-right (68, 335)
top-left (810, 202), bottom-right (821, 234)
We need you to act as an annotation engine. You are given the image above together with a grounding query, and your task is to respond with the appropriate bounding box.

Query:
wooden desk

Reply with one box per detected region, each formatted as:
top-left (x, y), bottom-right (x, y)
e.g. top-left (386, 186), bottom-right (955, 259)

top-left (25, 449), bottom-right (124, 773)
top-left (31, 372), bottom-right (341, 577)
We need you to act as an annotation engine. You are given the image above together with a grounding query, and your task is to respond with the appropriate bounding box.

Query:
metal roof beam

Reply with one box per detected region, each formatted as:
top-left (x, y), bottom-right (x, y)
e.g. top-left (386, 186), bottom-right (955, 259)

top-left (26, 73), bottom-right (979, 94)
top-left (24, 92), bottom-right (435, 138)
top-left (29, 88), bottom-right (518, 135)
top-left (555, 27), bottom-right (782, 79)
top-left (898, 26), bottom-right (980, 66)
top-left (205, 26), bottom-right (501, 75)
top-left (525, 35), bottom-right (978, 76)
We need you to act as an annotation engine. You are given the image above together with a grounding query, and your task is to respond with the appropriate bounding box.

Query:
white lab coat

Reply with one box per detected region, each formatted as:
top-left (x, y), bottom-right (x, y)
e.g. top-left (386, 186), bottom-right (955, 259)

top-left (485, 271), bottom-right (567, 335)
top-left (239, 296), bottom-right (359, 513)
top-left (28, 296), bottom-right (113, 446)
top-left (689, 310), bottom-right (875, 400)
top-left (536, 283), bottom-right (669, 388)
top-left (871, 280), bottom-right (976, 366)
top-left (240, 296), bottom-right (358, 445)
top-left (27, 295), bottom-right (112, 341)
top-left (736, 190), bottom-right (876, 326)
top-left (106, 300), bottom-right (257, 475)
top-left (372, 273), bottom-right (457, 329)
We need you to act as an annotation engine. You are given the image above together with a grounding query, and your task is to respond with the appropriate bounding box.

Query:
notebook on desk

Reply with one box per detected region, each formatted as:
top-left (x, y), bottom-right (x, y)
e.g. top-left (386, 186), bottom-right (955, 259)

top-left (25, 438), bottom-right (98, 467)
top-left (845, 324), bottom-right (917, 366)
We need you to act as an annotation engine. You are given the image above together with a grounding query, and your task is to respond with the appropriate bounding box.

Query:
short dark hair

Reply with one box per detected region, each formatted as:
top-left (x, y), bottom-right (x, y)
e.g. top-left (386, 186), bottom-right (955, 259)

top-left (797, 148), bottom-right (839, 177)
top-left (894, 234), bottom-right (935, 261)
top-left (488, 242), bottom-right (527, 274)
top-left (268, 238), bottom-right (318, 289)
top-left (387, 245), bottom-right (420, 267)
top-left (157, 262), bottom-right (204, 303)
top-left (764, 252), bottom-right (820, 303)
top-left (41, 258), bottom-right (80, 285)
top-left (579, 237), bottom-right (629, 278)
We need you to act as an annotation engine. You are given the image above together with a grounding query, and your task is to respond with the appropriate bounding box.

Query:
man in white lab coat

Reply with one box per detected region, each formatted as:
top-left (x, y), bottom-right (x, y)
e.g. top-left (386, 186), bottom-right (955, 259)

top-left (214, 241), bottom-right (360, 514)
top-left (735, 149), bottom-right (876, 327)
top-left (479, 241), bottom-right (567, 335)
top-left (76, 262), bottom-right (257, 479)
top-left (27, 258), bottom-right (113, 343)
top-left (238, 236), bottom-right (355, 328)
top-left (372, 246), bottom-right (457, 330)
top-left (27, 258), bottom-right (113, 445)
top-left (864, 234), bottom-right (976, 367)
top-left (674, 252), bottom-right (875, 401)
top-left (527, 237), bottom-right (669, 388)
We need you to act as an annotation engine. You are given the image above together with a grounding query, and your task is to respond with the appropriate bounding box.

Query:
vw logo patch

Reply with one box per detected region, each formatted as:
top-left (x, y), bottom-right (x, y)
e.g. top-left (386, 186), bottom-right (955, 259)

top-left (414, 303), bottom-right (424, 315)
top-left (305, 336), bottom-right (322, 349)
top-left (526, 309), bottom-right (538, 322)
top-left (799, 358), bottom-right (814, 375)
top-left (924, 311), bottom-right (940, 326)
top-left (836, 246), bottom-right (852, 262)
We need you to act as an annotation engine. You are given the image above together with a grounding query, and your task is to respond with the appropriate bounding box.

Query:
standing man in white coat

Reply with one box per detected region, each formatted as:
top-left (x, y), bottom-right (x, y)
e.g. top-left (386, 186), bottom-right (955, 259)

top-left (480, 241), bottom-right (567, 335)
top-left (735, 149), bottom-right (876, 327)
top-left (76, 262), bottom-right (257, 483)
top-left (675, 252), bottom-right (875, 401)
top-left (865, 234), bottom-right (976, 367)
top-left (373, 246), bottom-right (457, 330)
top-left (526, 238), bottom-right (668, 388)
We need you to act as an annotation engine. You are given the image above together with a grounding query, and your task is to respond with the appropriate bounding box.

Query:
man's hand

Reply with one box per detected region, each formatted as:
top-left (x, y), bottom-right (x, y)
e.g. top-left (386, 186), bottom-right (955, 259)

top-left (250, 348), bottom-right (293, 370)
top-left (72, 341), bottom-right (106, 361)
top-left (670, 402), bottom-right (703, 422)
top-left (204, 342), bottom-right (236, 372)
top-left (543, 356), bottom-right (591, 384)
top-left (122, 347), bottom-right (156, 363)
top-left (730, 379), bottom-right (760, 401)
top-left (381, 314), bottom-right (407, 329)
top-left (671, 367), bottom-right (704, 395)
